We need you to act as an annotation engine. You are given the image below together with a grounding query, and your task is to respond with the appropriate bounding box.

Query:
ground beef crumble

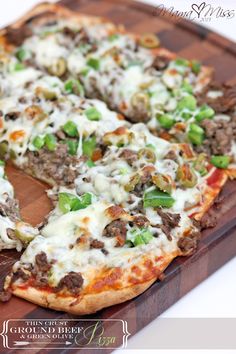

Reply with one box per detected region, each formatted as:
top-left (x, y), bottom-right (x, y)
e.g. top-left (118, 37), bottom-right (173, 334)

top-left (55, 272), bottom-right (83, 295)
top-left (197, 118), bottom-right (236, 156)
top-left (177, 230), bottom-right (201, 256)
top-left (156, 209), bottom-right (181, 241)
top-left (90, 239), bottom-right (104, 249)
top-left (196, 81), bottom-right (236, 156)
top-left (119, 149), bottom-right (138, 166)
top-left (0, 197), bottom-right (20, 222)
top-left (103, 219), bottom-right (127, 247)
top-left (26, 143), bottom-right (85, 188)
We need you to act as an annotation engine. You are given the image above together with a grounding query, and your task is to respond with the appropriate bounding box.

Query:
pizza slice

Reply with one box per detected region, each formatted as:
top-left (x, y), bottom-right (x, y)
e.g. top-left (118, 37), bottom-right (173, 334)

top-left (0, 160), bottom-right (38, 250)
top-left (0, 64), bottom-right (128, 186)
top-left (2, 199), bottom-right (199, 313)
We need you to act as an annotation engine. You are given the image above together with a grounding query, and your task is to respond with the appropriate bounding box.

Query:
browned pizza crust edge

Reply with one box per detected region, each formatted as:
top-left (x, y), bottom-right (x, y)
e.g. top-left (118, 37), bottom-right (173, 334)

top-left (11, 252), bottom-right (176, 314)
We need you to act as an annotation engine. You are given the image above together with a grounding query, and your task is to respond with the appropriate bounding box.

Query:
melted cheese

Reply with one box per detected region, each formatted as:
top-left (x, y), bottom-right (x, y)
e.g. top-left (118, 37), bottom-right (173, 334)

top-left (19, 199), bottom-right (193, 286)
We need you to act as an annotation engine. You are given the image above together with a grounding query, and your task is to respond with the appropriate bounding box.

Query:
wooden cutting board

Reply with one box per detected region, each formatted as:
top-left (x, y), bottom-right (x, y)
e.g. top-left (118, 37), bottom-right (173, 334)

top-left (0, 0), bottom-right (236, 352)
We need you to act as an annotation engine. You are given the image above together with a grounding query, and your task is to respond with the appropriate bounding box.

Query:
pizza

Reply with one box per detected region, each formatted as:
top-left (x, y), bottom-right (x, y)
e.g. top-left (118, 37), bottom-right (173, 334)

top-left (0, 3), bottom-right (232, 313)
top-left (1, 3), bottom-right (235, 175)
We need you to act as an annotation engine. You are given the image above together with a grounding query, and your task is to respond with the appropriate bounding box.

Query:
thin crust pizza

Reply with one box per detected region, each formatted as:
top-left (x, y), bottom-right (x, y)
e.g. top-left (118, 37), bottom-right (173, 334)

top-left (0, 3), bottom-right (232, 313)
top-left (1, 3), bottom-right (235, 175)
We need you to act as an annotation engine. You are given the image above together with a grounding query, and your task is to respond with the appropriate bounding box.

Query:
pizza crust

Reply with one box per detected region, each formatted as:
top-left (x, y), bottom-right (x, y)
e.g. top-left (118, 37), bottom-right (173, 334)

top-left (11, 252), bottom-right (177, 314)
top-left (12, 278), bottom-right (155, 314)
top-left (192, 169), bottom-right (228, 220)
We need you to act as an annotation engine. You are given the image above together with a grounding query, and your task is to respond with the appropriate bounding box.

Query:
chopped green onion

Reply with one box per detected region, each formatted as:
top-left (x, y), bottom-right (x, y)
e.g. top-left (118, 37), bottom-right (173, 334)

top-left (32, 136), bottom-right (45, 150)
top-left (65, 140), bottom-right (78, 155)
top-left (13, 63), bottom-right (25, 71)
top-left (78, 43), bottom-right (91, 54)
top-left (85, 107), bottom-right (102, 121)
top-left (191, 60), bottom-right (201, 74)
top-left (177, 95), bottom-right (197, 111)
top-left (188, 123), bottom-right (204, 145)
top-left (133, 234), bottom-right (145, 246)
top-left (174, 58), bottom-right (189, 67)
top-left (120, 167), bottom-right (129, 175)
top-left (181, 81), bottom-right (193, 94)
top-left (195, 104), bottom-right (215, 122)
top-left (59, 193), bottom-right (74, 213)
top-left (58, 192), bottom-right (92, 214)
top-left (108, 33), bottom-right (119, 41)
top-left (181, 112), bottom-right (192, 120)
top-left (80, 67), bottom-right (90, 76)
top-left (128, 228), bottom-right (153, 247)
top-left (82, 136), bottom-right (96, 158)
top-left (127, 60), bottom-right (142, 68)
top-left (86, 159), bottom-right (96, 167)
top-left (157, 113), bottom-right (175, 129)
top-left (15, 48), bottom-right (27, 62)
top-left (143, 188), bottom-right (175, 208)
top-left (45, 134), bottom-right (57, 151)
top-left (63, 121), bottom-right (78, 137)
top-left (210, 155), bottom-right (230, 169)
top-left (64, 79), bottom-right (84, 96)
top-left (64, 81), bottom-right (73, 92)
top-left (87, 58), bottom-right (100, 70)
top-left (146, 143), bottom-right (156, 150)
top-left (71, 193), bottom-right (92, 211)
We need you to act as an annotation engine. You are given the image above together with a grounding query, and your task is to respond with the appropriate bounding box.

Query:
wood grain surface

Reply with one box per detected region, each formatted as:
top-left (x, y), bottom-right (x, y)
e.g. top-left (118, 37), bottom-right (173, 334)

top-left (0, 0), bottom-right (236, 353)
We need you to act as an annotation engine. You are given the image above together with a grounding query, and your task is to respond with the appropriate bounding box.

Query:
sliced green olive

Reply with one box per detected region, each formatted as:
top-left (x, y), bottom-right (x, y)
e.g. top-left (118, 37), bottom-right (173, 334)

top-left (0, 142), bottom-right (8, 159)
top-left (15, 221), bottom-right (38, 244)
top-left (139, 33), bottom-right (160, 48)
top-left (124, 174), bottom-right (140, 192)
top-left (138, 148), bottom-right (156, 163)
top-left (176, 163), bottom-right (198, 188)
top-left (152, 173), bottom-right (172, 194)
top-left (9, 149), bottom-right (17, 160)
top-left (24, 105), bottom-right (47, 122)
top-left (131, 92), bottom-right (150, 111)
top-left (47, 57), bottom-right (67, 77)
top-left (193, 153), bottom-right (208, 176)
top-left (41, 88), bottom-right (57, 100)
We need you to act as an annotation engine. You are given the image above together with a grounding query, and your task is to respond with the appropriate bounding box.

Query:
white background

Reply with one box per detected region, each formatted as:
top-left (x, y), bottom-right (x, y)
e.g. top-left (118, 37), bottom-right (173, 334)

top-left (1, 1), bottom-right (236, 353)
